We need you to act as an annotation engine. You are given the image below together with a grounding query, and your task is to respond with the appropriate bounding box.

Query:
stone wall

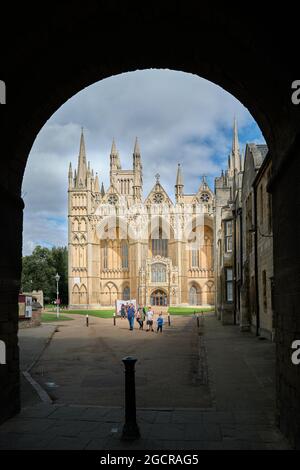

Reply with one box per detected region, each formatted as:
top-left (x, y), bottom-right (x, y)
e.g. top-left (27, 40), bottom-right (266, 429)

top-left (272, 147), bottom-right (300, 450)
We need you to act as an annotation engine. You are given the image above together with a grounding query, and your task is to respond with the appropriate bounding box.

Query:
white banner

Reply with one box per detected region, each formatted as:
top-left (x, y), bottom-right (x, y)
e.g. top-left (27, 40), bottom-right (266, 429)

top-left (115, 299), bottom-right (137, 315)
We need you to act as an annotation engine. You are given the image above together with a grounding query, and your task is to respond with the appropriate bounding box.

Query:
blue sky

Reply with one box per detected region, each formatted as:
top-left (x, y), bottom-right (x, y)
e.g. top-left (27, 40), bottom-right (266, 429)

top-left (22, 69), bottom-right (265, 255)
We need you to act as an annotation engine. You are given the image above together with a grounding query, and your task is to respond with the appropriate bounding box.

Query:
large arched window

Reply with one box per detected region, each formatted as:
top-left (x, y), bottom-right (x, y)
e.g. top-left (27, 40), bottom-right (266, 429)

top-left (151, 263), bottom-right (166, 282)
top-left (123, 286), bottom-right (130, 300)
top-left (151, 227), bottom-right (168, 257)
top-left (121, 240), bottom-right (128, 268)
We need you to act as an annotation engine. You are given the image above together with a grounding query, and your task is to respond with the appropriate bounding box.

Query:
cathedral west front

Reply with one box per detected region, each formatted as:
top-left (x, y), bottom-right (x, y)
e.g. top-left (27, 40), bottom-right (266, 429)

top-left (68, 132), bottom-right (215, 308)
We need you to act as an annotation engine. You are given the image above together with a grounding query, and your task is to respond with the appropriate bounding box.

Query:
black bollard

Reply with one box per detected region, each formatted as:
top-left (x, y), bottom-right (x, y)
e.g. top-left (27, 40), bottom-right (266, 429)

top-left (113, 313), bottom-right (116, 326)
top-left (86, 314), bottom-right (89, 327)
top-left (121, 356), bottom-right (140, 440)
top-left (168, 313), bottom-right (171, 326)
top-left (197, 314), bottom-right (200, 328)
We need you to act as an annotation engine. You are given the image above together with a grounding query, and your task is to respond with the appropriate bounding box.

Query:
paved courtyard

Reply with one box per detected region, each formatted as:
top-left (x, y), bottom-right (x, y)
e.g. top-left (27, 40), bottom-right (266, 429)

top-left (0, 313), bottom-right (291, 449)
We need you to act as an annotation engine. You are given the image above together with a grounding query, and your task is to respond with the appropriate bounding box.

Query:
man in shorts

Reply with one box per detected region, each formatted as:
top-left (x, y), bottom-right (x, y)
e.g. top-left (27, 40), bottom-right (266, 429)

top-left (146, 306), bottom-right (154, 332)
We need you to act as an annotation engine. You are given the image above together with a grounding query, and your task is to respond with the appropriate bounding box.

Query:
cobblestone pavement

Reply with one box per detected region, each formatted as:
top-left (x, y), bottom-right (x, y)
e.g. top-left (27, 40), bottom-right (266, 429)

top-left (0, 313), bottom-right (291, 450)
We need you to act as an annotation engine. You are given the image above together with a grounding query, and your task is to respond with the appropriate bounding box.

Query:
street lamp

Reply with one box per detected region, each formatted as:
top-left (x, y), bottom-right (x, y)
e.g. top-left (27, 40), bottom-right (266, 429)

top-left (55, 273), bottom-right (60, 319)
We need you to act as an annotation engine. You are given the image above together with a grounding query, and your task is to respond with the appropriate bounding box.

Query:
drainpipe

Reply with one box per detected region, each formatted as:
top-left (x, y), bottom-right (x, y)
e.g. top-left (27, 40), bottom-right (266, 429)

top-left (253, 188), bottom-right (260, 336)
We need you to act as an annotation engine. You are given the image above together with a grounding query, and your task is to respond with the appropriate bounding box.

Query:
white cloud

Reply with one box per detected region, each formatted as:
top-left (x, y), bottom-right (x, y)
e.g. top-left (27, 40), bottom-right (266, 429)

top-left (22, 69), bottom-right (265, 255)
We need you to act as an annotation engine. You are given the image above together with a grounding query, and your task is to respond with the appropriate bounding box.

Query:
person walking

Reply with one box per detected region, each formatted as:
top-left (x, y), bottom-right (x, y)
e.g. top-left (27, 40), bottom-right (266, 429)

top-left (120, 303), bottom-right (126, 319)
top-left (127, 303), bottom-right (135, 331)
top-left (156, 312), bottom-right (164, 333)
top-left (136, 307), bottom-right (143, 329)
top-left (146, 306), bottom-right (154, 332)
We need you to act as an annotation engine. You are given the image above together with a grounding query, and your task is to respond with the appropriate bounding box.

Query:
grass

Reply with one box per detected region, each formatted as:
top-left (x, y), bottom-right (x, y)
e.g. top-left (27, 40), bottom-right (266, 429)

top-left (167, 306), bottom-right (214, 315)
top-left (63, 309), bottom-right (115, 318)
top-left (44, 307), bottom-right (214, 318)
top-left (41, 313), bottom-right (73, 322)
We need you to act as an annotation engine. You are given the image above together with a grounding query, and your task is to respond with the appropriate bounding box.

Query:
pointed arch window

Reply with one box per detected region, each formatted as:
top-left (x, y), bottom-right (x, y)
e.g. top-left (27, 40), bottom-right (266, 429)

top-left (103, 241), bottom-right (108, 269)
top-left (151, 227), bottom-right (168, 257)
top-left (121, 240), bottom-right (129, 269)
top-left (123, 286), bottom-right (130, 300)
top-left (151, 263), bottom-right (166, 283)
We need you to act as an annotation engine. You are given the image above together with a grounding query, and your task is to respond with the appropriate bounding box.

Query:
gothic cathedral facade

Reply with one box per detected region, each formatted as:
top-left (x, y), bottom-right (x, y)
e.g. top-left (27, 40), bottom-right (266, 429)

top-left (68, 132), bottom-right (215, 308)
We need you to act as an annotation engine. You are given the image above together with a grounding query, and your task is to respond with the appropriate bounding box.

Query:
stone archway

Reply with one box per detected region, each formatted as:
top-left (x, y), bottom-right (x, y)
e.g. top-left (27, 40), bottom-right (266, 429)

top-left (1, 3), bottom-right (300, 448)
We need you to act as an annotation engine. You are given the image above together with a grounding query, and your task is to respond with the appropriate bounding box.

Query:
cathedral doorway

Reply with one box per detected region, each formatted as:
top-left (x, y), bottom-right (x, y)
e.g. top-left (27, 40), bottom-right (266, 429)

top-left (189, 285), bottom-right (201, 305)
top-left (150, 289), bottom-right (168, 306)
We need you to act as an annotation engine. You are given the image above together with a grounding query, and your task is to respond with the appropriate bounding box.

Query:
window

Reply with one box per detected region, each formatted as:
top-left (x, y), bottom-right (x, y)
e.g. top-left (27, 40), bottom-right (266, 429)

top-left (152, 238), bottom-right (168, 257)
top-left (151, 263), bottom-right (166, 283)
top-left (123, 286), bottom-right (130, 300)
top-left (260, 185), bottom-right (264, 224)
top-left (267, 170), bottom-right (272, 234)
top-left (121, 240), bottom-right (128, 269)
top-left (224, 220), bottom-right (233, 253)
top-left (103, 242), bottom-right (108, 269)
top-left (225, 268), bottom-right (233, 302)
top-left (191, 248), bottom-right (199, 267)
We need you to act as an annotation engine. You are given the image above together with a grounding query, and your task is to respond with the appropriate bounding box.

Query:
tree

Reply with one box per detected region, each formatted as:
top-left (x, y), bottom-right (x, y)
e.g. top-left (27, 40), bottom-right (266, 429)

top-left (21, 246), bottom-right (68, 304)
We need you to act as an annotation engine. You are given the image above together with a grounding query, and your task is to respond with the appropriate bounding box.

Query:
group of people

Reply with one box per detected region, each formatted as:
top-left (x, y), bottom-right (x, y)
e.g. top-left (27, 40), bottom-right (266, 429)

top-left (119, 304), bottom-right (164, 333)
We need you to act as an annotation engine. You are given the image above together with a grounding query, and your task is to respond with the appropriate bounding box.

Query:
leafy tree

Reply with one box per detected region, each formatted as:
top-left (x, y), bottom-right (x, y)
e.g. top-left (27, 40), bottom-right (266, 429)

top-left (21, 246), bottom-right (68, 304)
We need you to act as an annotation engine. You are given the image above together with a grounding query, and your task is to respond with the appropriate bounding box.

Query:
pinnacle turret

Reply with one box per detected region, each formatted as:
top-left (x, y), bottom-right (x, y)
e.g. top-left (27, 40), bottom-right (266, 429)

top-left (76, 128), bottom-right (87, 187)
top-left (175, 163), bottom-right (184, 201)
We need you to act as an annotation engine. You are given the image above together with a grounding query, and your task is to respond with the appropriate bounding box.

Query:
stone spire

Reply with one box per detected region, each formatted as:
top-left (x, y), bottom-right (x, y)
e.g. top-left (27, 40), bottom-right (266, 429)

top-left (175, 163), bottom-right (184, 201)
top-left (110, 138), bottom-right (119, 171)
top-left (133, 136), bottom-right (141, 156)
top-left (133, 137), bottom-right (143, 202)
top-left (110, 138), bottom-right (119, 186)
top-left (68, 162), bottom-right (73, 189)
top-left (94, 173), bottom-right (100, 193)
top-left (229, 117), bottom-right (241, 175)
top-left (101, 182), bottom-right (105, 198)
top-left (76, 128), bottom-right (87, 187)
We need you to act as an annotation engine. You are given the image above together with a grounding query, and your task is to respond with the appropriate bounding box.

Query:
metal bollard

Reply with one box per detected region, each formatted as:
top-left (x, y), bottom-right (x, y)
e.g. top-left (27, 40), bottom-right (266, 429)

top-left (197, 314), bottom-right (200, 328)
top-left (86, 314), bottom-right (89, 327)
top-left (121, 356), bottom-right (140, 440)
top-left (168, 312), bottom-right (171, 326)
top-left (113, 313), bottom-right (116, 326)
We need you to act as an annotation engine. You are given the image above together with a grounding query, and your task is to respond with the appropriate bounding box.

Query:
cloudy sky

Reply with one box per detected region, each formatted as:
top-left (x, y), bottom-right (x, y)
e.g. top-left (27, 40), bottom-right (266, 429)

top-left (22, 69), bottom-right (265, 255)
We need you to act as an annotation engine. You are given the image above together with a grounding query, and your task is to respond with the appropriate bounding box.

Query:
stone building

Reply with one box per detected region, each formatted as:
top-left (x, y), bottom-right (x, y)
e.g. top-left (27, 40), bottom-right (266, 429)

top-left (68, 131), bottom-right (215, 308)
top-left (214, 122), bottom-right (273, 339)
top-left (240, 147), bottom-right (273, 339)
top-left (214, 119), bottom-right (243, 324)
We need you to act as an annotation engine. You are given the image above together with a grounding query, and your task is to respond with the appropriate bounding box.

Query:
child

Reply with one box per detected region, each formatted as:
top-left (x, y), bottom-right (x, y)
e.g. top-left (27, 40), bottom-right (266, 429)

top-left (146, 307), bottom-right (154, 332)
top-left (156, 312), bottom-right (164, 333)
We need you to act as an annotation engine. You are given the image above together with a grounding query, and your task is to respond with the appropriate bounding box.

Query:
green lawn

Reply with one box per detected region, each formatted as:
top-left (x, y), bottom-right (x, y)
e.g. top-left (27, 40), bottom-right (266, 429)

top-left (44, 307), bottom-right (214, 318)
top-left (167, 306), bottom-right (214, 315)
top-left (41, 313), bottom-right (73, 322)
top-left (64, 309), bottom-right (115, 318)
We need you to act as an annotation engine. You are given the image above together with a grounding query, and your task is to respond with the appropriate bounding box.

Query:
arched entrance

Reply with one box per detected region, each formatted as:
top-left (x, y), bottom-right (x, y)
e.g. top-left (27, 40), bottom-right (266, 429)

top-left (189, 285), bottom-right (201, 305)
top-left (151, 289), bottom-right (168, 306)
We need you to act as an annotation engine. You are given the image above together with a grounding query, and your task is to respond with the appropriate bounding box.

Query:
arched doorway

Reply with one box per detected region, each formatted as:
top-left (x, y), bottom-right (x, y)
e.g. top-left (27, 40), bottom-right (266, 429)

top-left (189, 285), bottom-right (201, 305)
top-left (151, 289), bottom-right (168, 306)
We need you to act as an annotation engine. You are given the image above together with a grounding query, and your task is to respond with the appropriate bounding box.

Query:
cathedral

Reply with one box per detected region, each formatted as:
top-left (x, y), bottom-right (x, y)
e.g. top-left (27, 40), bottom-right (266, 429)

top-left (68, 132), bottom-right (215, 308)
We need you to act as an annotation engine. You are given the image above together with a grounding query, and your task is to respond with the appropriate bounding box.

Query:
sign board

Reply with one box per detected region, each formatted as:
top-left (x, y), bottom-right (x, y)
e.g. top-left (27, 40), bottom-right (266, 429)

top-left (25, 296), bottom-right (32, 318)
top-left (115, 299), bottom-right (137, 315)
